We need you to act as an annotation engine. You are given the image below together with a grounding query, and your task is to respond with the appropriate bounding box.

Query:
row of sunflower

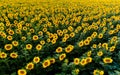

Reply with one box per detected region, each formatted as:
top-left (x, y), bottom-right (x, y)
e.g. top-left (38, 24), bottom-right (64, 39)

top-left (0, 0), bottom-right (120, 75)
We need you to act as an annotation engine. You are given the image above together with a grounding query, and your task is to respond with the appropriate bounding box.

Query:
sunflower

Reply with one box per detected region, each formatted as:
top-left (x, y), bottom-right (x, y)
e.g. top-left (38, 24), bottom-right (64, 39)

top-left (4, 44), bottom-right (13, 51)
top-left (30, 28), bottom-right (35, 33)
top-left (10, 52), bottom-right (18, 58)
top-left (77, 26), bottom-right (82, 31)
top-left (59, 53), bottom-right (66, 61)
top-left (98, 33), bottom-right (103, 39)
top-left (42, 27), bottom-right (47, 32)
top-left (40, 40), bottom-right (45, 45)
top-left (26, 62), bottom-right (34, 70)
top-left (7, 35), bottom-right (13, 41)
top-left (53, 34), bottom-right (58, 39)
top-left (85, 57), bottom-right (92, 63)
top-left (22, 26), bottom-right (27, 31)
top-left (103, 57), bottom-right (113, 64)
top-left (1, 33), bottom-right (6, 38)
top-left (15, 29), bottom-right (21, 34)
top-left (100, 70), bottom-right (104, 75)
top-left (50, 58), bottom-right (56, 64)
top-left (57, 30), bottom-right (63, 36)
top-left (42, 59), bottom-right (51, 68)
top-left (78, 40), bottom-right (84, 47)
top-left (63, 29), bottom-right (68, 34)
top-left (111, 36), bottom-right (118, 42)
top-left (74, 58), bottom-right (80, 65)
top-left (80, 59), bottom-right (87, 66)
top-left (108, 30), bottom-right (114, 35)
top-left (12, 41), bottom-right (19, 46)
top-left (91, 33), bottom-right (97, 38)
top-left (102, 43), bottom-right (108, 50)
top-left (70, 32), bottom-right (75, 38)
top-left (51, 39), bottom-right (56, 44)
top-left (36, 44), bottom-right (42, 51)
top-left (87, 51), bottom-right (92, 57)
top-left (18, 69), bottom-right (27, 75)
top-left (75, 68), bottom-right (80, 74)
top-left (87, 36), bottom-right (92, 41)
top-left (26, 44), bottom-right (32, 50)
top-left (64, 34), bottom-right (70, 39)
top-left (93, 69), bottom-right (99, 75)
top-left (21, 36), bottom-right (26, 41)
top-left (97, 51), bottom-right (103, 56)
top-left (62, 37), bottom-right (67, 42)
top-left (68, 26), bottom-right (74, 32)
top-left (92, 44), bottom-right (97, 48)
top-left (8, 30), bottom-right (14, 35)
top-left (56, 47), bottom-right (63, 53)
top-left (109, 46), bottom-right (115, 52)
top-left (98, 43), bottom-right (102, 48)
top-left (84, 39), bottom-right (90, 46)
top-left (33, 56), bottom-right (40, 64)
top-left (93, 69), bottom-right (104, 75)
top-left (38, 31), bottom-right (43, 36)
top-left (32, 35), bottom-right (38, 41)
top-left (47, 38), bottom-right (51, 43)
top-left (0, 27), bottom-right (4, 31)
top-left (65, 45), bottom-right (74, 53)
top-left (0, 52), bottom-right (7, 58)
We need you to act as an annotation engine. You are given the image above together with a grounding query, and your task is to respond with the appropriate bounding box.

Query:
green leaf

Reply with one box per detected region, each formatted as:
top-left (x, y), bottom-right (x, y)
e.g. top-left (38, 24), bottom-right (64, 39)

top-left (11, 72), bottom-right (16, 75)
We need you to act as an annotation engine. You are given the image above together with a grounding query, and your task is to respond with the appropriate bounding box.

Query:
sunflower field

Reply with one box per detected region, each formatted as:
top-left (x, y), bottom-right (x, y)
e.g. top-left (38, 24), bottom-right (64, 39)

top-left (0, 0), bottom-right (120, 75)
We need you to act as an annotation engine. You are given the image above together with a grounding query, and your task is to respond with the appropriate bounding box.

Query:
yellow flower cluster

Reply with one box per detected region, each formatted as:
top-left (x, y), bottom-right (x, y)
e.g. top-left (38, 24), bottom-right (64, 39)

top-left (0, 0), bottom-right (120, 75)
